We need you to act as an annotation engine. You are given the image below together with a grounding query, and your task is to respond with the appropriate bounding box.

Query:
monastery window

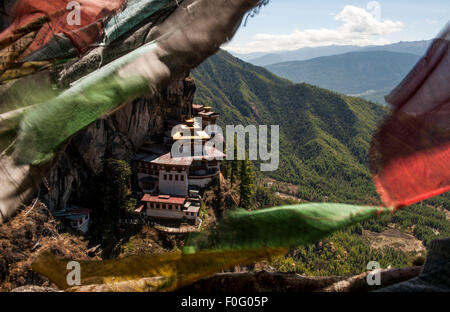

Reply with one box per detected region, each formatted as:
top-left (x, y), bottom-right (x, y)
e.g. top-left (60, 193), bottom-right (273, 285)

top-left (175, 175), bottom-right (178, 181)
top-left (164, 174), bottom-right (167, 180)
top-left (180, 175), bottom-right (184, 181)
top-left (169, 175), bottom-right (172, 181)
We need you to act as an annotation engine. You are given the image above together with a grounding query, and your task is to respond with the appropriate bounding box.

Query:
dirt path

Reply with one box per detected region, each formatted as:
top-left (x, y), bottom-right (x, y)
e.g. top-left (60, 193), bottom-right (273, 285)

top-left (364, 228), bottom-right (425, 253)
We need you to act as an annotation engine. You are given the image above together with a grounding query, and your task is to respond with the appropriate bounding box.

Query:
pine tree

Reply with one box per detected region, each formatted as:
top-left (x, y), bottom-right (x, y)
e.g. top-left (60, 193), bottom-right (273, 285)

top-left (230, 158), bottom-right (240, 185)
top-left (229, 135), bottom-right (240, 185)
top-left (239, 156), bottom-right (255, 209)
top-left (103, 158), bottom-right (132, 220)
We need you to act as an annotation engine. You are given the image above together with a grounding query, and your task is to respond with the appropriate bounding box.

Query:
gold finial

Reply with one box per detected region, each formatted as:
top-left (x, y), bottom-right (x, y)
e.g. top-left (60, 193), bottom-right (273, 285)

top-left (185, 118), bottom-right (195, 127)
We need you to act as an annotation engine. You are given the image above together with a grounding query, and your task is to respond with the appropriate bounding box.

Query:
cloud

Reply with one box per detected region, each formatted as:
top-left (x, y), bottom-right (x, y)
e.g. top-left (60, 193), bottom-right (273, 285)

top-left (425, 19), bottom-right (437, 25)
top-left (225, 5), bottom-right (404, 54)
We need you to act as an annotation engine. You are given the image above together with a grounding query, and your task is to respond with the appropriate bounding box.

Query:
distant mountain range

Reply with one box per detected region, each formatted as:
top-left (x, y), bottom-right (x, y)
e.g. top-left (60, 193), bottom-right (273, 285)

top-left (228, 40), bottom-right (431, 66)
top-left (229, 51), bottom-right (267, 61)
top-left (192, 50), bottom-right (386, 204)
top-left (265, 51), bottom-right (421, 105)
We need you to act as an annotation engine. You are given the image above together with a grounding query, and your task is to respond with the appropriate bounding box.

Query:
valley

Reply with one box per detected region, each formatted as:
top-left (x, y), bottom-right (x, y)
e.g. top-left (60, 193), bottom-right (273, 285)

top-left (192, 49), bottom-right (450, 276)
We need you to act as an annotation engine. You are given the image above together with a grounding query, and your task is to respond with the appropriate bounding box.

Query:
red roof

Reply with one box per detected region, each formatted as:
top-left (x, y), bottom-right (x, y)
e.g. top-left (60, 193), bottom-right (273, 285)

top-left (141, 194), bottom-right (186, 205)
top-left (193, 104), bottom-right (204, 110)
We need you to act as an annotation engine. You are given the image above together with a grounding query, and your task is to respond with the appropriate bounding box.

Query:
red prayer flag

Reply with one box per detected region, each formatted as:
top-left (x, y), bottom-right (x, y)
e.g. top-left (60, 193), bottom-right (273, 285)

top-left (371, 24), bottom-right (450, 208)
top-left (0, 0), bottom-right (126, 56)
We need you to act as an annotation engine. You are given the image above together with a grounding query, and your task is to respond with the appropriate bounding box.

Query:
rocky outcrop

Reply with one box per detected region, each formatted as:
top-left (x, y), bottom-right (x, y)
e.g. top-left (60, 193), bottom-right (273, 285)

top-left (42, 76), bottom-right (196, 211)
top-left (178, 267), bottom-right (423, 292)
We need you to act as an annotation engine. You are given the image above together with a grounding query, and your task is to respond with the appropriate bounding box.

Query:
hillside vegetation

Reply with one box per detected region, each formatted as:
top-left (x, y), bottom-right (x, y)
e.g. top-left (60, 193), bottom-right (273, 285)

top-left (192, 51), bottom-right (450, 270)
top-left (193, 50), bottom-right (386, 205)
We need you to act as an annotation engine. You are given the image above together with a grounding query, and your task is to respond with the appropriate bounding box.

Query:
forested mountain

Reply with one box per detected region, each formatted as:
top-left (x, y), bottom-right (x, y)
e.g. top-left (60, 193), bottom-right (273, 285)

top-left (192, 49), bottom-right (450, 258)
top-left (192, 50), bottom-right (387, 204)
top-left (265, 51), bottom-right (420, 105)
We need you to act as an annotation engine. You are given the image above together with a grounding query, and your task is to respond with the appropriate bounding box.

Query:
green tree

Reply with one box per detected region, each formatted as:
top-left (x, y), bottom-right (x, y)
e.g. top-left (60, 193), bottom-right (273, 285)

top-left (229, 136), bottom-right (240, 186)
top-left (103, 158), bottom-right (132, 220)
top-left (90, 159), bottom-right (132, 244)
top-left (239, 156), bottom-right (255, 209)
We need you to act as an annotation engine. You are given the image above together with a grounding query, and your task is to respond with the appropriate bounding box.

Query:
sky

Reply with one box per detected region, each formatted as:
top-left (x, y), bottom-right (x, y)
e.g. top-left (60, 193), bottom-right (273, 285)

top-left (224, 0), bottom-right (450, 54)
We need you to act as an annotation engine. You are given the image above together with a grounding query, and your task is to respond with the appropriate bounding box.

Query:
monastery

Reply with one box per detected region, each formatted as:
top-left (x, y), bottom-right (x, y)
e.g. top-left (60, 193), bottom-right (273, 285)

top-left (133, 104), bottom-right (223, 224)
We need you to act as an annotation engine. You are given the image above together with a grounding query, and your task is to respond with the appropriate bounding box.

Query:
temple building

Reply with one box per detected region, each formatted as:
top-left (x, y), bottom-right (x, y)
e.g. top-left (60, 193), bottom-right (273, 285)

top-left (54, 206), bottom-right (91, 233)
top-left (192, 104), bottom-right (205, 116)
top-left (172, 118), bottom-right (224, 187)
top-left (197, 106), bottom-right (219, 128)
top-left (134, 146), bottom-right (192, 196)
top-left (135, 194), bottom-right (195, 222)
top-left (132, 103), bottom-right (223, 225)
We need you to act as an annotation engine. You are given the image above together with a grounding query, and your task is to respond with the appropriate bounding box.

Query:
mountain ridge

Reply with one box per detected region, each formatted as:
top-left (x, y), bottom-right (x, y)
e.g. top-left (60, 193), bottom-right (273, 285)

top-left (232, 40), bottom-right (431, 66)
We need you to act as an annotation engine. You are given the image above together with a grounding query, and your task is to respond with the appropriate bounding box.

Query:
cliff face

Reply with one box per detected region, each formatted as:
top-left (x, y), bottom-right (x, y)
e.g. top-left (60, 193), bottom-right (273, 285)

top-left (42, 77), bottom-right (196, 211)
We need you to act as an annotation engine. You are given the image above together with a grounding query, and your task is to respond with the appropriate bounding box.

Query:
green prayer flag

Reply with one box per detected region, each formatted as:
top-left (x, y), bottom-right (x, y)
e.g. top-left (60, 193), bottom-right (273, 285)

top-left (183, 203), bottom-right (393, 253)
